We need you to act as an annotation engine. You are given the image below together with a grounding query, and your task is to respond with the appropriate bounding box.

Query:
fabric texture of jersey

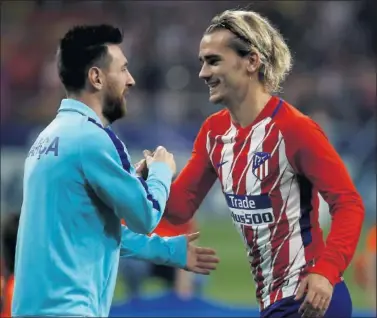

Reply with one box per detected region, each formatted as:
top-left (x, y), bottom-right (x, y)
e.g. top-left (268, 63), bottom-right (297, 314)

top-left (12, 99), bottom-right (186, 317)
top-left (166, 96), bottom-right (364, 310)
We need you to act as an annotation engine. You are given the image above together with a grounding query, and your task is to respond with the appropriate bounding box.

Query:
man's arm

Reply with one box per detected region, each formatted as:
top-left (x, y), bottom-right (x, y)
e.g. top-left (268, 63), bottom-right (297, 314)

top-left (120, 226), bottom-right (219, 274)
top-left (119, 225), bottom-right (187, 268)
top-left (165, 120), bottom-right (218, 224)
top-left (80, 126), bottom-right (173, 235)
top-left (288, 117), bottom-right (365, 285)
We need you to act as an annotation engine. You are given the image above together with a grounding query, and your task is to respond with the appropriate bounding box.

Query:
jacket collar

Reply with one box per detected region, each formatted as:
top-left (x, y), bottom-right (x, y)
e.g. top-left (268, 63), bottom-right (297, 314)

top-left (58, 98), bottom-right (103, 127)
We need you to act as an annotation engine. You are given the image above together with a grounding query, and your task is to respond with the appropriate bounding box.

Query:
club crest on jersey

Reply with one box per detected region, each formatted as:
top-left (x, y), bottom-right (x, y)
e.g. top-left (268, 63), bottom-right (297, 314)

top-left (252, 152), bottom-right (271, 181)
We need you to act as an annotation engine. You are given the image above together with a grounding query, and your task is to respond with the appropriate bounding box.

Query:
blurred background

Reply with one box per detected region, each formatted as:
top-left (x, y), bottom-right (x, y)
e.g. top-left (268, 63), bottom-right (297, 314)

top-left (1, 1), bottom-right (376, 317)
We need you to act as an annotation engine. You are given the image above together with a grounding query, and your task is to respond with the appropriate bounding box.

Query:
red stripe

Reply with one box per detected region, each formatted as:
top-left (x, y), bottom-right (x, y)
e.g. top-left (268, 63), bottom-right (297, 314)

top-left (305, 191), bottom-right (322, 261)
top-left (243, 225), bottom-right (266, 306)
top-left (209, 125), bottom-right (232, 190)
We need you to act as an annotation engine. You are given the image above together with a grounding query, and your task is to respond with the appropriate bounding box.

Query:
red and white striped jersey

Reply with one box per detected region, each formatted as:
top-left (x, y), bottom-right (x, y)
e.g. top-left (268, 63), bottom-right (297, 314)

top-left (166, 96), bottom-right (364, 310)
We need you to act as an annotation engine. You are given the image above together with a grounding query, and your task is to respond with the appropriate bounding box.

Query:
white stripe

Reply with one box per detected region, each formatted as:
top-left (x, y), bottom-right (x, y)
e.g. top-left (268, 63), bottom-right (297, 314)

top-left (268, 135), bottom-right (284, 194)
top-left (208, 126), bottom-right (232, 164)
top-left (260, 122), bottom-right (276, 148)
top-left (219, 124), bottom-right (238, 193)
top-left (206, 130), bottom-right (212, 154)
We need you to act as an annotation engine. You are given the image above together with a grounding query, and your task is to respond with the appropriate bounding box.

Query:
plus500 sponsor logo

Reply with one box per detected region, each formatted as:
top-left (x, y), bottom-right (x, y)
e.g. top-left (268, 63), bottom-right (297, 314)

top-left (230, 211), bottom-right (274, 225)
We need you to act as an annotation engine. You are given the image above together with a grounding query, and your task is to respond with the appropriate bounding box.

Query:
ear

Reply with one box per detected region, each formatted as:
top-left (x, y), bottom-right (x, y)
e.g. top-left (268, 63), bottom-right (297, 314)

top-left (246, 51), bottom-right (261, 75)
top-left (88, 67), bottom-right (103, 90)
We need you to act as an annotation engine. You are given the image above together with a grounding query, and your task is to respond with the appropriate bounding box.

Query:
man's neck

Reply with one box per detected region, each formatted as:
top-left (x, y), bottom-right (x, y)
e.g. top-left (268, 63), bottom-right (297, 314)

top-left (67, 93), bottom-right (109, 127)
top-left (227, 86), bottom-right (272, 128)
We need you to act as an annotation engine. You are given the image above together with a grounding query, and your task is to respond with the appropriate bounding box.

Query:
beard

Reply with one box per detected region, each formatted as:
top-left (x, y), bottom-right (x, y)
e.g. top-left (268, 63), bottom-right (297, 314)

top-left (102, 87), bottom-right (126, 124)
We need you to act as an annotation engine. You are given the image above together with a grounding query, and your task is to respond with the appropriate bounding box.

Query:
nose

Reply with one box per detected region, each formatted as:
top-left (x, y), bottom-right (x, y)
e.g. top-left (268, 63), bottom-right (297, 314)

top-left (126, 71), bottom-right (136, 87)
top-left (199, 64), bottom-right (211, 81)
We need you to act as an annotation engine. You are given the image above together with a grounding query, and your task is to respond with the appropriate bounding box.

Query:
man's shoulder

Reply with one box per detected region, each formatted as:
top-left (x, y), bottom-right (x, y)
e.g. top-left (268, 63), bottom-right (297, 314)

top-left (201, 108), bottom-right (231, 133)
top-left (37, 113), bottom-right (104, 140)
top-left (206, 108), bottom-right (229, 123)
top-left (275, 99), bottom-right (318, 134)
top-left (79, 120), bottom-right (118, 154)
top-left (80, 120), bottom-right (130, 166)
top-left (277, 99), bottom-right (310, 122)
top-left (32, 115), bottom-right (116, 160)
top-left (81, 118), bottom-right (108, 140)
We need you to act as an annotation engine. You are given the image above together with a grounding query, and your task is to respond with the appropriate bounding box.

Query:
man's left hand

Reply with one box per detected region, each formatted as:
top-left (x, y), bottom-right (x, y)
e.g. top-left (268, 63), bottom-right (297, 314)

top-left (295, 273), bottom-right (333, 318)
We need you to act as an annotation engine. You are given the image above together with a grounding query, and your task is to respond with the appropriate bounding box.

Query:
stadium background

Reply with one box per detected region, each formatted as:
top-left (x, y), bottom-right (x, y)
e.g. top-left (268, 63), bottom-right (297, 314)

top-left (1, 1), bottom-right (375, 316)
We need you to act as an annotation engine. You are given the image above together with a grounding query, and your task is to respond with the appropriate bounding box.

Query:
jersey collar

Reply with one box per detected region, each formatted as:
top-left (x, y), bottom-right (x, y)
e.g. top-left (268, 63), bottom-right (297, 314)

top-left (58, 98), bottom-right (104, 127)
top-left (231, 95), bottom-right (282, 131)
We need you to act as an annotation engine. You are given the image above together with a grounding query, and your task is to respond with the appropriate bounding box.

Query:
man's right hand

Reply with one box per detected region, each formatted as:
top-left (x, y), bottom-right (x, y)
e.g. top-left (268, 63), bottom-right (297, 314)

top-left (184, 232), bottom-right (219, 275)
top-left (144, 146), bottom-right (176, 176)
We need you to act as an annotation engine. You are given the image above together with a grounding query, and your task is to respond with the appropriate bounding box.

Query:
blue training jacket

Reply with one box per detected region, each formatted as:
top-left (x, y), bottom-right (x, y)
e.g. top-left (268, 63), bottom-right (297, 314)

top-left (12, 99), bottom-right (187, 317)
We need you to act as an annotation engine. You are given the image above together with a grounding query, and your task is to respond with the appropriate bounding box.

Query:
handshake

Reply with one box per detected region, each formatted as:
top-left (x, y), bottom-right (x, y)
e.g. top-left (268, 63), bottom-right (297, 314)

top-left (135, 146), bottom-right (176, 179)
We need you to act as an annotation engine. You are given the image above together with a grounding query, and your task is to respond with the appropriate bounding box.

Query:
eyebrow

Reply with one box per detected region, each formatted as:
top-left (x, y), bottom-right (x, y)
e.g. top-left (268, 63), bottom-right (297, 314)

top-left (198, 54), bottom-right (221, 62)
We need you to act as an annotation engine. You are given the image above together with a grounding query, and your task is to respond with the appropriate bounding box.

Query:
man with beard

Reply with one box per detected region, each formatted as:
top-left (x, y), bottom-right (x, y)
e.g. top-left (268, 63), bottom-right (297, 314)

top-left (12, 25), bottom-right (219, 317)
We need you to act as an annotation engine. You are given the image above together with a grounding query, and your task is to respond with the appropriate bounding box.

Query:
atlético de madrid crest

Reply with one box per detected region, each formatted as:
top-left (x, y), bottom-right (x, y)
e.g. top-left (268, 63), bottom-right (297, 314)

top-left (252, 151), bottom-right (271, 181)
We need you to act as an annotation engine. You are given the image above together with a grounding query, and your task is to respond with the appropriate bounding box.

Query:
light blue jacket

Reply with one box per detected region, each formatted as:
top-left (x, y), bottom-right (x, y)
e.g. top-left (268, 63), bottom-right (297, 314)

top-left (12, 99), bottom-right (186, 317)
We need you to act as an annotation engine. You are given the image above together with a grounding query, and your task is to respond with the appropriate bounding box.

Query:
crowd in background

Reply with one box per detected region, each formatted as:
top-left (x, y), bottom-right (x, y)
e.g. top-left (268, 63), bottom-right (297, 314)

top-left (2, 1), bottom-right (376, 124)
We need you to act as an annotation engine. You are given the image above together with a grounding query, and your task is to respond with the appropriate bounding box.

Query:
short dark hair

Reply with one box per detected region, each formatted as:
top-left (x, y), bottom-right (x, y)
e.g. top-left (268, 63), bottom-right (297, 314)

top-left (58, 24), bottom-right (123, 93)
top-left (1, 213), bottom-right (20, 274)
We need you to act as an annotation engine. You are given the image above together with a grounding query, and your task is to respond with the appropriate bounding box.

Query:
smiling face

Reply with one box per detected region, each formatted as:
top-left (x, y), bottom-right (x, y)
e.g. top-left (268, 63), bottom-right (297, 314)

top-left (198, 29), bottom-right (253, 106)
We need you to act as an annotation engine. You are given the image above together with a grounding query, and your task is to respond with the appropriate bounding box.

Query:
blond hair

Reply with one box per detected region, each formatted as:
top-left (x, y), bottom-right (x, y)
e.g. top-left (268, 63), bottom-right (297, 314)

top-left (205, 10), bottom-right (292, 93)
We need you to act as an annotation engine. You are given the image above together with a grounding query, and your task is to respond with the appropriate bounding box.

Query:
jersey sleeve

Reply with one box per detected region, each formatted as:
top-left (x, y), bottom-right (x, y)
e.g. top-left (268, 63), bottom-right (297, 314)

top-left (80, 126), bottom-right (173, 235)
top-left (286, 117), bottom-right (365, 285)
top-left (165, 120), bottom-right (218, 224)
top-left (119, 225), bottom-right (187, 268)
